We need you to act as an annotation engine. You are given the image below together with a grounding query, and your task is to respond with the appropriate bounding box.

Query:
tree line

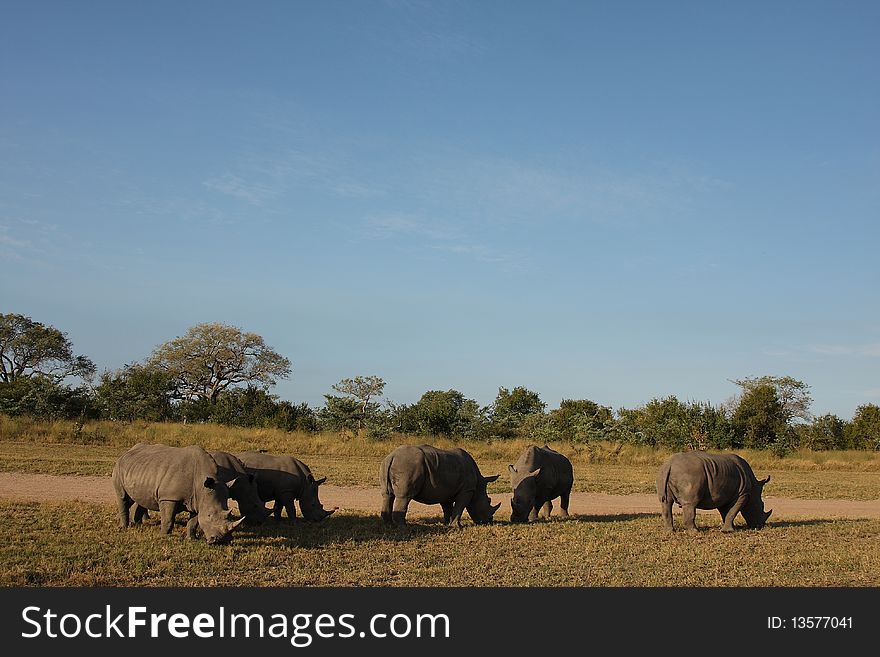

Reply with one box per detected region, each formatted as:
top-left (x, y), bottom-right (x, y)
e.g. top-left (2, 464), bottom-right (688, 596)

top-left (2, 313), bottom-right (879, 453)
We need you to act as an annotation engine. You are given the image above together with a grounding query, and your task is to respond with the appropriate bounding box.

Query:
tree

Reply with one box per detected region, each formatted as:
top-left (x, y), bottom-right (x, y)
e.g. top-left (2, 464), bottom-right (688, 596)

top-left (148, 322), bottom-right (291, 403)
top-left (847, 404), bottom-right (880, 450)
top-left (799, 413), bottom-right (848, 451)
top-left (549, 399), bottom-right (614, 442)
top-left (731, 375), bottom-right (813, 423)
top-left (96, 363), bottom-right (175, 422)
top-left (331, 375), bottom-right (386, 430)
top-left (0, 313), bottom-right (95, 384)
top-left (730, 384), bottom-right (789, 449)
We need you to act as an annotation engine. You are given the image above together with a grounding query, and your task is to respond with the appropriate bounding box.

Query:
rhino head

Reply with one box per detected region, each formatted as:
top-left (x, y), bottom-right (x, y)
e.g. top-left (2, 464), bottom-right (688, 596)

top-left (508, 465), bottom-right (541, 523)
top-left (197, 477), bottom-right (247, 544)
top-left (299, 474), bottom-right (338, 522)
top-left (228, 472), bottom-right (271, 525)
top-left (741, 475), bottom-right (773, 529)
top-left (466, 474), bottom-right (502, 525)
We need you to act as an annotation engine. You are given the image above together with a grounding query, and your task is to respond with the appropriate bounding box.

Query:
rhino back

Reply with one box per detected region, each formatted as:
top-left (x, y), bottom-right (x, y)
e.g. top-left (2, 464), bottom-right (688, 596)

top-left (236, 451), bottom-right (305, 500)
top-left (209, 450), bottom-right (249, 482)
top-left (417, 445), bottom-right (479, 502)
top-left (114, 444), bottom-right (217, 511)
top-left (666, 451), bottom-right (751, 508)
top-left (512, 446), bottom-right (572, 497)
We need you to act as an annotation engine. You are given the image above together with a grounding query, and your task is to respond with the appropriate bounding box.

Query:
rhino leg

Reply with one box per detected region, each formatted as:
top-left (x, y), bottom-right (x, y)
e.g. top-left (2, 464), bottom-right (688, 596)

top-left (528, 504), bottom-right (539, 522)
top-left (447, 492), bottom-right (471, 528)
top-left (380, 493), bottom-right (394, 524)
top-left (159, 500), bottom-right (179, 535)
top-left (720, 495), bottom-right (747, 533)
top-left (272, 500), bottom-right (283, 521)
top-left (280, 493), bottom-right (297, 522)
top-left (539, 500), bottom-right (553, 520)
top-left (116, 493), bottom-right (132, 530)
top-left (186, 513), bottom-right (200, 540)
top-left (441, 501), bottom-right (454, 524)
top-left (681, 503), bottom-right (698, 532)
top-left (391, 496), bottom-right (411, 526)
top-left (661, 497), bottom-right (674, 531)
top-left (559, 492), bottom-right (570, 518)
top-left (132, 505), bottom-right (149, 525)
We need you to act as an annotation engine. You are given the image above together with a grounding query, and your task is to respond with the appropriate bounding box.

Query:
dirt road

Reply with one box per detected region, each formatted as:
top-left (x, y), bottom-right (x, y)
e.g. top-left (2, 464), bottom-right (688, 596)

top-left (1, 471), bottom-right (878, 519)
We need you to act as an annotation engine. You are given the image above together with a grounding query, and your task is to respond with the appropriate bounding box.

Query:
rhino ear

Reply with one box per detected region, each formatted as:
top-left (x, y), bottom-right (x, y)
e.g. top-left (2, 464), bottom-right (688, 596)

top-left (484, 474), bottom-right (500, 483)
top-left (314, 477), bottom-right (327, 486)
top-left (508, 465), bottom-right (517, 474)
top-left (760, 475), bottom-right (771, 486)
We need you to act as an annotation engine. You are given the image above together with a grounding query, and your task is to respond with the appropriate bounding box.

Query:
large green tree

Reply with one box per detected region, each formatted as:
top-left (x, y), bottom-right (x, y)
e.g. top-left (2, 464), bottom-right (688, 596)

top-left (731, 375), bottom-right (813, 423)
top-left (331, 375), bottom-right (386, 430)
top-left (731, 384), bottom-right (788, 448)
top-left (148, 322), bottom-right (291, 403)
top-left (0, 313), bottom-right (95, 384)
top-left (846, 403), bottom-right (880, 450)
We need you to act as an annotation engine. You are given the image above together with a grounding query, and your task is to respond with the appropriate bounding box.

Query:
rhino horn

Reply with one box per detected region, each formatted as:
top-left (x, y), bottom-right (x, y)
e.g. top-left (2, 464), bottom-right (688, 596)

top-left (229, 516), bottom-right (246, 530)
top-left (324, 507), bottom-right (338, 518)
top-left (484, 474), bottom-right (500, 483)
top-left (491, 502), bottom-right (501, 513)
top-left (314, 477), bottom-right (327, 486)
top-left (764, 509), bottom-right (773, 521)
top-left (225, 477), bottom-right (238, 489)
top-left (528, 468), bottom-right (541, 478)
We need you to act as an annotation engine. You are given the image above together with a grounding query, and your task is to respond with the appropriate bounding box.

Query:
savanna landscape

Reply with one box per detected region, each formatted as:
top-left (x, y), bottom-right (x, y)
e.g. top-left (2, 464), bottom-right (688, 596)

top-left (1, 415), bottom-right (878, 587)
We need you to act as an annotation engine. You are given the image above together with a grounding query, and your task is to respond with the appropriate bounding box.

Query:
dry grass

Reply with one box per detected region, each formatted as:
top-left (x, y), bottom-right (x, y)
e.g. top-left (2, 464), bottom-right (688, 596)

top-left (1, 500), bottom-right (877, 587)
top-left (3, 415), bottom-right (880, 499)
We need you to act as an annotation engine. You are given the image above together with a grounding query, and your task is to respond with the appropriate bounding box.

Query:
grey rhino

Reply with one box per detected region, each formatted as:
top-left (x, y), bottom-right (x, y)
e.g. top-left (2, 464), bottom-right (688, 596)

top-left (656, 451), bottom-right (772, 532)
top-left (508, 445), bottom-right (574, 523)
top-left (210, 450), bottom-right (272, 524)
top-left (380, 444), bottom-right (501, 527)
top-left (112, 443), bottom-right (244, 543)
top-left (235, 451), bottom-right (337, 522)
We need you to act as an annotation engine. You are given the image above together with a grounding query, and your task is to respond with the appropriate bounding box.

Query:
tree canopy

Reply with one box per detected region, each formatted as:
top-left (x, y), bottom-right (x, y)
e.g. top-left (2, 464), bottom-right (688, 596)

top-left (0, 313), bottom-right (95, 384)
top-left (147, 322), bottom-right (291, 403)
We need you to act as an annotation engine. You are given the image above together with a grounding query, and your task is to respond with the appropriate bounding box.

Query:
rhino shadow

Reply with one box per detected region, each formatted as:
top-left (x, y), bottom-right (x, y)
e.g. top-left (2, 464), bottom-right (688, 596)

top-left (569, 512), bottom-right (657, 523)
top-left (765, 518), bottom-right (852, 529)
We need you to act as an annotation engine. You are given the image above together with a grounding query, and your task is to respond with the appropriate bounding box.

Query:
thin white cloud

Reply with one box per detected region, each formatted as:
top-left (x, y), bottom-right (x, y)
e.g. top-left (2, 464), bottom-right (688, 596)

top-left (203, 174), bottom-right (278, 206)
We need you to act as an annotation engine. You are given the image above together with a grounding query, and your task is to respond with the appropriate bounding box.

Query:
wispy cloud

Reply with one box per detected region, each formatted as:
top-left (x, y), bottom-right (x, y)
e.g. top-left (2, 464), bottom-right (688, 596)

top-left (202, 174), bottom-right (279, 206)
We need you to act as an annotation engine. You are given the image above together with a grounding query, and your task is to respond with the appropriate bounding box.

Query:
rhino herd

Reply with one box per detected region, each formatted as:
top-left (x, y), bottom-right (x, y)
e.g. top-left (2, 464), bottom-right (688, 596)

top-left (112, 442), bottom-right (772, 544)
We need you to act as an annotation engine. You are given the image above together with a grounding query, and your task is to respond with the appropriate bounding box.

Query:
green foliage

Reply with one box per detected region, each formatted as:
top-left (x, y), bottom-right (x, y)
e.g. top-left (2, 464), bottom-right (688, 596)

top-left (846, 404), bottom-right (880, 450)
top-left (549, 398), bottom-right (615, 442)
top-left (800, 413), bottom-right (850, 450)
top-left (148, 322), bottom-right (291, 403)
top-left (0, 313), bottom-right (95, 384)
top-left (489, 386), bottom-right (545, 438)
top-left (731, 384), bottom-right (789, 449)
top-left (615, 396), bottom-right (734, 450)
top-left (732, 375), bottom-right (813, 424)
top-left (331, 375), bottom-right (386, 431)
top-left (318, 395), bottom-right (366, 435)
top-left (0, 377), bottom-right (98, 421)
top-left (96, 363), bottom-right (175, 422)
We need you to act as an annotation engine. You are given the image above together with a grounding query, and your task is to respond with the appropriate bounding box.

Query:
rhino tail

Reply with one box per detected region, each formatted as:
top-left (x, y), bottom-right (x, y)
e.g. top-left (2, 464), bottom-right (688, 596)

top-left (379, 454), bottom-right (393, 496)
top-left (657, 461), bottom-right (671, 504)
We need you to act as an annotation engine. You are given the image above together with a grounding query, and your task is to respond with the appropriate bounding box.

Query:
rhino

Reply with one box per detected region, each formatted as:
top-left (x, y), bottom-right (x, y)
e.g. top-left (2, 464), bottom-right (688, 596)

top-left (210, 450), bottom-right (272, 524)
top-left (508, 445), bottom-right (574, 523)
top-left (380, 444), bottom-right (501, 527)
top-left (112, 443), bottom-right (244, 543)
top-left (235, 451), bottom-right (337, 522)
top-left (656, 451), bottom-right (772, 532)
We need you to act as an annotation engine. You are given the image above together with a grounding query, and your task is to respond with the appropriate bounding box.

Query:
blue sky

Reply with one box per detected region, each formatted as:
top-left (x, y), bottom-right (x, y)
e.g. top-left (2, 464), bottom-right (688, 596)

top-left (2, 1), bottom-right (878, 418)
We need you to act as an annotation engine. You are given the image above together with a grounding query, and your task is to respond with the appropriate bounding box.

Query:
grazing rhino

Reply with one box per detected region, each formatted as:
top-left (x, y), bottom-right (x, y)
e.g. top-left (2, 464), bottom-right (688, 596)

top-left (380, 444), bottom-right (501, 527)
top-left (656, 451), bottom-right (772, 532)
top-left (112, 443), bottom-right (244, 544)
top-left (235, 451), bottom-right (337, 522)
top-left (508, 445), bottom-right (574, 523)
top-left (210, 450), bottom-right (272, 524)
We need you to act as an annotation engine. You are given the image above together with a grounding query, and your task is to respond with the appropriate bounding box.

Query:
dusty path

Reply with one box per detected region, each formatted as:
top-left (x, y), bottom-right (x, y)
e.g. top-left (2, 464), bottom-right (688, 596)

top-left (1, 472), bottom-right (879, 520)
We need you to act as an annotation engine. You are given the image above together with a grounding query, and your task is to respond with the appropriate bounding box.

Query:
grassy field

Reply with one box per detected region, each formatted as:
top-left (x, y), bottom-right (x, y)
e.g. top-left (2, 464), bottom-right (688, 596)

top-left (2, 415), bottom-right (880, 499)
top-left (1, 500), bottom-right (877, 587)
